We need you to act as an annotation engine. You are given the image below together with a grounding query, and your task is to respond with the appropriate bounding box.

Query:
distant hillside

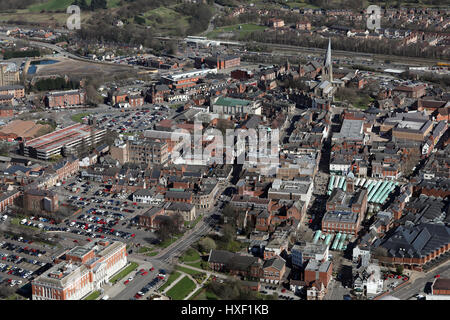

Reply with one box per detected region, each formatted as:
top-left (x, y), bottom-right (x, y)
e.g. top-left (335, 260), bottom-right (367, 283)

top-left (0, 0), bottom-right (215, 44)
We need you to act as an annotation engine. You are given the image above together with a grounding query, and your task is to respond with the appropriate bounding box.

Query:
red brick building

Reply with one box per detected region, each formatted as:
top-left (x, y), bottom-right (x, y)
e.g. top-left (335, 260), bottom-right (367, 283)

top-left (261, 256), bottom-right (286, 283)
top-left (53, 157), bottom-right (79, 181)
top-left (304, 259), bottom-right (333, 288)
top-left (138, 207), bottom-right (165, 230)
top-left (0, 189), bottom-right (20, 212)
top-left (196, 55), bottom-right (241, 70)
top-left (45, 90), bottom-right (86, 108)
top-left (0, 106), bottom-right (13, 117)
top-left (432, 278), bottom-right (450, 296)
top-left (23, 189), bottom-right (59, 213)
top-left (0, 85), bottom-right (25, 98)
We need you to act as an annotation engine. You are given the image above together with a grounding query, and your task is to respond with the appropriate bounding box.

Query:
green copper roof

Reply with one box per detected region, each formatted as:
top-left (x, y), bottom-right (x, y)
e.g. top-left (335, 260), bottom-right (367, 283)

top-left (215, 96), bottom-right (251, 107)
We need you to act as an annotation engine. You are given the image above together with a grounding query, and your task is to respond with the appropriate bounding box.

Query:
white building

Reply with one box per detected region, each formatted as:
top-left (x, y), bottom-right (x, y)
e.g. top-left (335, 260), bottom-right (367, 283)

top-left (133, 188), bottom-right (164, 205)
top-left (353, 263), bottom-right (383, 295)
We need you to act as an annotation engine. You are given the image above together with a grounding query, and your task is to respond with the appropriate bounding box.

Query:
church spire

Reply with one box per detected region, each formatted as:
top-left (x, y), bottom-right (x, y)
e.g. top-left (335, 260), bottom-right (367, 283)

top-left (322, 38), bottom-right (333, 82)
top-left (324, 38), bottom-right (332, 67)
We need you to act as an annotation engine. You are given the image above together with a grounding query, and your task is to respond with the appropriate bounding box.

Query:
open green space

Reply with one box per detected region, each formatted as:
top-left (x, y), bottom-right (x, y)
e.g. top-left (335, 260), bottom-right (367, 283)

top-left (185, 261), bottom-right (203, 269)
top-left (139, 5), bottom-right (190, 35)
top-left (180, 248), bottom-right (200, 263)
top-left (71, 113), bottom-right (91, 123)
top-left (166, 276), bottom-right (196, 300)
top-left (189, 286), bottom-right (218, 300)
top-left (84, 290), bottom-right (101, 300)
top-left (11, 217), bottom-right (40, 230)
top-left (157, 234), bottom-right (183, 249)
top-left (176, 265), bottom-right (204, 276)
top-left (158, 271), bottom-right (182, 292)
top-left (109, 261), bottom-right (139, 284)
top-left (185, 215), bottom-right (202, 229)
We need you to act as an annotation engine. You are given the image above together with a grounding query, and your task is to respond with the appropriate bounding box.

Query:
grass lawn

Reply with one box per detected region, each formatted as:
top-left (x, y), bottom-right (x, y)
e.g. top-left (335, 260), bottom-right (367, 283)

top-left (137, 246), bottom-right (152, 254)
top-left (180, 248), bottom-right (200, 263)
top-left (185, 215), bottom-right (202, 229)
top-left (185, 261), bottom-right (203, 269)
top-left (176, 265), bottom-right (204, 276)
top-left (166, 276), bottom-right (196, 300)
top-left (84, 290), bottom-right (101, 300)
top-left (146, 251), bottom-right (158, 257)
top-left (11, 218), bottom-right (40, 231)
top-left (109, 261), bottom-right (139, 284)
top-left (157, 234), bottom-right (182, 249)
top-left (71, 112), bottom-right (90, 123)
top-left (158, 271), bottom-right (182, 292)
top-left (190, 288), bottom-right (218, 300)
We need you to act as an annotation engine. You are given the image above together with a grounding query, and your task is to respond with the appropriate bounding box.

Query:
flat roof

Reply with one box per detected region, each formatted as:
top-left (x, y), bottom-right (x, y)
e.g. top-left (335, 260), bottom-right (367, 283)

top-left (334, 119), bottom-right (364, 141)
top-left (25, 123), bottom-right (104, 152)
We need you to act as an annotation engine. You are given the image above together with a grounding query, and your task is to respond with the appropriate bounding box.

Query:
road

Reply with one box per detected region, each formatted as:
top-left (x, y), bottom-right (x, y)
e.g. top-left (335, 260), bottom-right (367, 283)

top-left (392, 261), bottom-right (450, 300)
top-left (0, 33), bottom-right (150, 71)
top-left (157, 214), bottom-right (217, 263)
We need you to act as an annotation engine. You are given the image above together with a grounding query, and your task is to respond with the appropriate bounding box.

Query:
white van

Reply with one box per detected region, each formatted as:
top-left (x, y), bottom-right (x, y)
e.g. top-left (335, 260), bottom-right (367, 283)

top-left (101, 295), bottom-right (109, 300)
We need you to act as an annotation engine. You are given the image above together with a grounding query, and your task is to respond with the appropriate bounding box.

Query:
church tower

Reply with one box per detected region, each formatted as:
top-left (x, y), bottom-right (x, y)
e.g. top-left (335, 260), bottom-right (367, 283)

top-left (322, 38), bottom-right (333, 82)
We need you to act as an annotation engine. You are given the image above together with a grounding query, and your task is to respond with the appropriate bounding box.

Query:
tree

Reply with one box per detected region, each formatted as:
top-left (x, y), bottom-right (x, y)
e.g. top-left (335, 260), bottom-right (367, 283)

top-left (0, 142), bottom-right (10, 156)
top-left (396, 265), bottom-right (404, 275)
top-left (90, 0), bottom-right (107, 10)
top-left (0, 285), bottom-right (15, 299)
top-left (198, 237), bottom-right (216, 253)
top-left (156, 213), bottom-right (183, 242)
top-left (221, 223), bottom-right (235, 244)
top-left (216, 119), bottom-right (234, 136)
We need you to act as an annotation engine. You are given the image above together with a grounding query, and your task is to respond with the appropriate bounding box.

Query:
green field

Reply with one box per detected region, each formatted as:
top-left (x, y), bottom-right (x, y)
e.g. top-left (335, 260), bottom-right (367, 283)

top-left (158, 271), bottom-right (182, 292)
top-left (166, 276), bottom-right (196, 300)
top-left (141, 5), bottom-right (190, 35)
top-left (84, 290), bottom-right (101, 300)
top-left (109, 262), bottom-right (139, 284)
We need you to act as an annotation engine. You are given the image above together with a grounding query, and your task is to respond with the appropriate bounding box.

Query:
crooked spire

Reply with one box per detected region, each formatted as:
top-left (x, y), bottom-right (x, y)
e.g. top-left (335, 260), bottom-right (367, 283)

top-left (324, 38), bottom-right (332, 67)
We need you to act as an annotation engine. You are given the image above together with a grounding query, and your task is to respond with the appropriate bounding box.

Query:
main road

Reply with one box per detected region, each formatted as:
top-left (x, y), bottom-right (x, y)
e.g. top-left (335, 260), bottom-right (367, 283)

top-left (392, 261), bottom-right (450, 300)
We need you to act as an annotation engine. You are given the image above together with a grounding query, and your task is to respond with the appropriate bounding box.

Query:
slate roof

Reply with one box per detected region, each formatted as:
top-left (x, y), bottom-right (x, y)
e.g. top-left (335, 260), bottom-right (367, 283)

top-left (375, 223), bottom-right (450, 259)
